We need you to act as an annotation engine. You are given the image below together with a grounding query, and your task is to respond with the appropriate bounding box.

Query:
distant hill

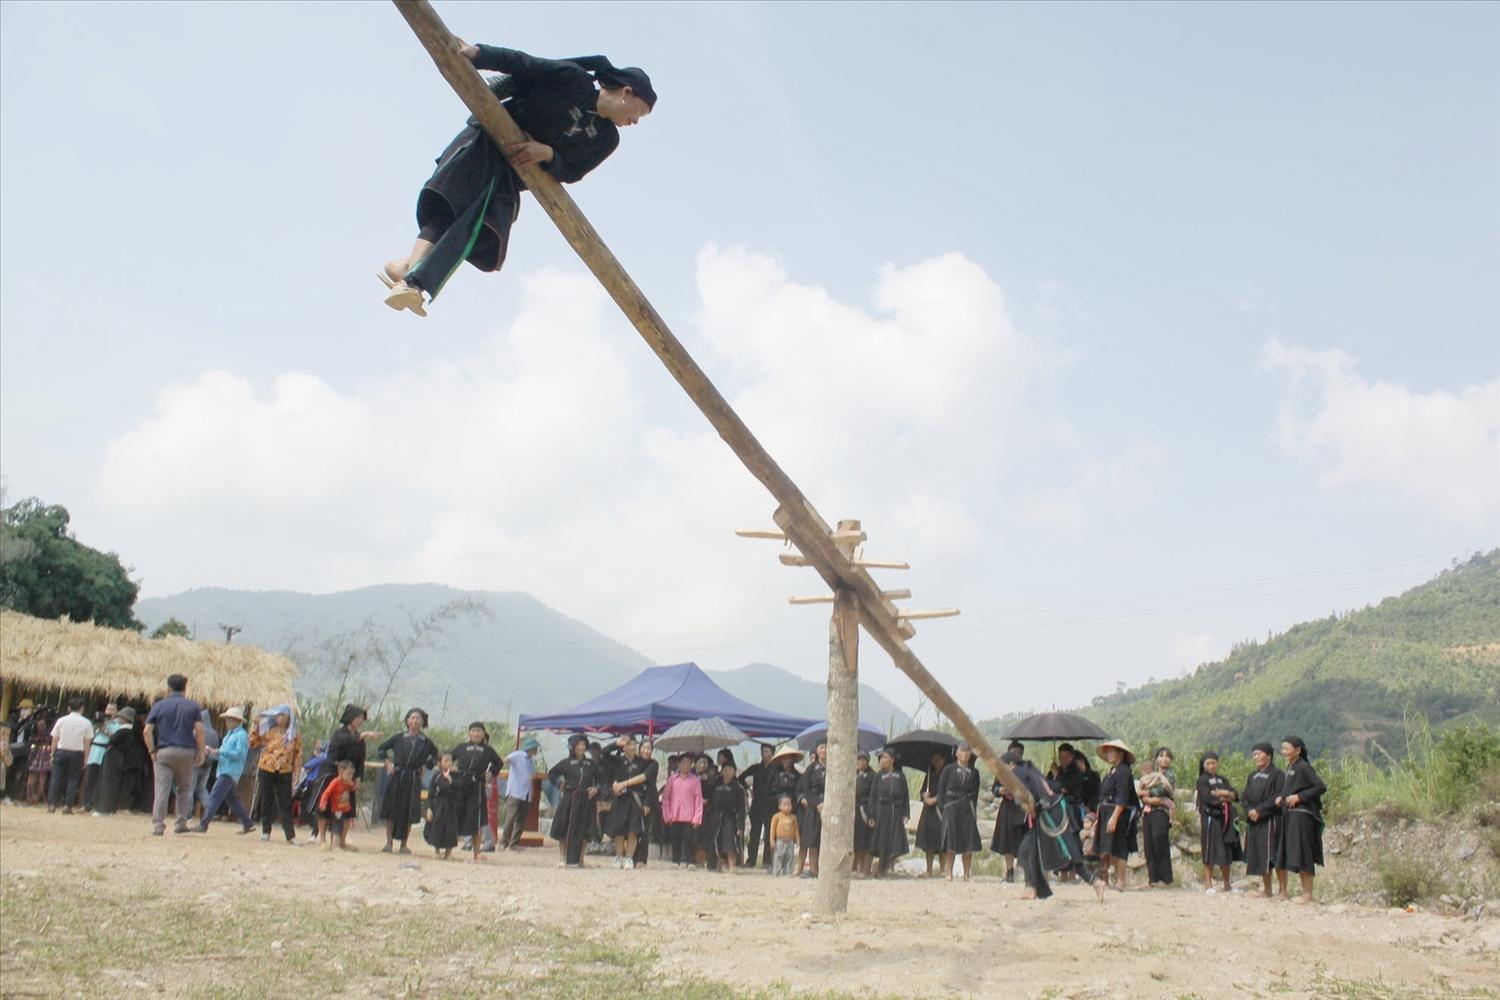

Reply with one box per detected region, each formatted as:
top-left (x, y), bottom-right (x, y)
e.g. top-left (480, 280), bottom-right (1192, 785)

top-left (710, 662), bottom-right (912, 737)
top-left (1001, 550), bottom-right (1500, 758)
top-left (136, 585), bottom-right (911, 733)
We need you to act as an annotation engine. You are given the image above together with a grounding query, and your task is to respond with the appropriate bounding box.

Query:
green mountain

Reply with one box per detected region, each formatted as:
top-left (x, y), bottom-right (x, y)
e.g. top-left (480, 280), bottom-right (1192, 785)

top-left (135, 585), bottom-right (908, 733)
top-left (984, 550), bottom-right (1500, 758)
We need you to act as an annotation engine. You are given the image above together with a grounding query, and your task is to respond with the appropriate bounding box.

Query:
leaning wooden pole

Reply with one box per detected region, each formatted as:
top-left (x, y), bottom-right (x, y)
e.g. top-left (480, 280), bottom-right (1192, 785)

top-left (391, 2), bottom-right (1033, 822)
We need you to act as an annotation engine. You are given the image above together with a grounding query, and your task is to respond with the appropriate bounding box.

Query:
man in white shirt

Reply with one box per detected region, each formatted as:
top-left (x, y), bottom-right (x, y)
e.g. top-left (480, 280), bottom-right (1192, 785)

top-left (49, 697), bottom-right (95, 814)
top-left (500, 737), bottom-right (539, 849)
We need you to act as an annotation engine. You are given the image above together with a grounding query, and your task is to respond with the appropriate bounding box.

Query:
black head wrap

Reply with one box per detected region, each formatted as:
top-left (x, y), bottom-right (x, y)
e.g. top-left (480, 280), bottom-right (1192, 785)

top-left (856, 750), bottom-right (870, 761)
top-left (339, 703), bottom-right (367, 727)
top-left (1007, 741), bottom-right (1025, 754)
top-left (1252, 741), bottom-right (1274, 758)
top-left (1057, 742), bottom-right (1076, 755)
top-left (467, 721), bottom-right (489, 740)
top-left (1000, 750), bottom-right (1023, 766)
top-left (1197, 751), bottom-right (1219, 776)
top-left (1282, 736), bottom-right (1309, 760)
top-left (565, 55), bottom-right (657, 109)
top-left (405, 707), bottom-right (429, 729)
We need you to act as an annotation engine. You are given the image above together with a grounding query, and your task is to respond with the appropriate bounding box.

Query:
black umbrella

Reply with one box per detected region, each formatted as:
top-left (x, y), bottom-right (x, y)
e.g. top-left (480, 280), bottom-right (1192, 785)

top-left (883, 729), bottom-right (959, 772)
top-left (1003, 712), bottom-right (1108, 742)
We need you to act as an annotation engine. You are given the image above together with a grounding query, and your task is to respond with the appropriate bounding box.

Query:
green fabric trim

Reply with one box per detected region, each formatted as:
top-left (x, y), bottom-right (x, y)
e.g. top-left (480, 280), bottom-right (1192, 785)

top-left (427, 177), bottom-right (496, 301)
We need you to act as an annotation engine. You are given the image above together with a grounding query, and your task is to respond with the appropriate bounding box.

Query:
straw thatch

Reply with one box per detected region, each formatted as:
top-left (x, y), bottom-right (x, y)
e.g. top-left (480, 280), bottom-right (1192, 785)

top-left (0, 610), bottom-right (297, 711)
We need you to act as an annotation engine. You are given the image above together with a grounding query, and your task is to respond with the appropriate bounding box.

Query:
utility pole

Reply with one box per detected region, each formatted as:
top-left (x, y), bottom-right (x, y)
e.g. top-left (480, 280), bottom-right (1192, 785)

top-left (216, 623), bottom-right (242, 644)
top-left (739, 520), bottom-right (957, 915)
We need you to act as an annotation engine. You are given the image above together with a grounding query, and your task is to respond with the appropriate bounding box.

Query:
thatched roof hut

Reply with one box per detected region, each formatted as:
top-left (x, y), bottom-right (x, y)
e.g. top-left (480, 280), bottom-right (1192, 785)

top-left (0, 610), bottom-right (297, 714)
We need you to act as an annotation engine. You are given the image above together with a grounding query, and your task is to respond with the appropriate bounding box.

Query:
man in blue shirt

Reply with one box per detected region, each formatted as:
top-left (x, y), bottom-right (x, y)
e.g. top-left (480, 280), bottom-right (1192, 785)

top-left (143, 674), bottom-right (206, 835)
top-left (500, 737), bottom-right (539, 850)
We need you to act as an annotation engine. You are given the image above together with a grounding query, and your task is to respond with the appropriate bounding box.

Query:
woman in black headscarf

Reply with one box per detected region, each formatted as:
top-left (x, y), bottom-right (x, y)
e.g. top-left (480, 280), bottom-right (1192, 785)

top-left (1274, 736), bottom-right (1327, 904)
top-left (1195, 751), bottom-right (1241, 893)
top-left (381, 45), bottom-right (658, 316)
top-left (1242, 741), bottom-right (1285, 898)
top-left (310, 704), bottom-right (370, 843)
top-left (376, 708), bottom-right (438, 854)
top-left (990, 740), bottom-right (1030, 882)
top-left (548, 734), bottom-right (598, 868)
top-left (936, 745), bottom-right (983, 881)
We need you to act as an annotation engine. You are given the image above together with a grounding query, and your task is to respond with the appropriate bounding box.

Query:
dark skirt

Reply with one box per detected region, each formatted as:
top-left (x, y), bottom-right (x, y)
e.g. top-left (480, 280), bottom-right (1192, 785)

top-left (1275, 809), bottom-right (1323, 873)
top-left (454, 778), bottom-right (486, 836)
top-left (1244, 816), bottom-right (1279, 876)
top-left (799, 801), bottom-right (822, 850)
top-left (914, 802), bottom-right (943, 854)
top-left (1095, 809), bottom-right (1137, 858)
top-left (1200, 813), bottom-right (1244, 867)
top-left (939, 800), bottom-right (983, 854)
top-left (606, 790), bottom-right (645, 838)
top-left (710, 811), bottom-right (741, 857)
top-left (424, 798), bottom-right (458, 849)
top-left (991, 797), bottom-right (1028, 854)
top-left (419, 125), bottom-right (520, 273)
top-left (377, 767), bottom-right (425, 841)
top-left (550, 787), bottom-right (578, 841)
top-left (869, 806), bottom-right (909, 861)
top-left (853, 809), bottom-right (873, 852)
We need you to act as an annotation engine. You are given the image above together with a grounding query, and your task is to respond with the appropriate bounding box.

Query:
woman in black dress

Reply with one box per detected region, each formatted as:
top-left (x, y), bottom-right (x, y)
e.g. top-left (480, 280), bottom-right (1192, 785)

top-left (632, 737), bottom-right (661, 868)
top-left (603, 735), bottom-right (651, 870)
top-left (796, 742), bottom-right (828, 878)
top-left (376, 708), bottom-right (438, 855)
top-left (449, 722), bottom-right (503, 862)
top-left (866, 749), bottom-right (910, 877)
top-left (1137, 746), bottom-right (1176, 888)
top-left (937, 745), bottom-right (982, 881)
top-left (1274, 736), bottom-right (1327, 904)
top-left (915, 752), bottom-right (947, 877)
top-left (1242, 742), bottom-right (1285, 898)
top-left (1095, 739), bottom-right (1139, 892)
top-left (548, 734), bottom-right (598, 868)
top-left (991, 740), bottom-right (1030, 882)
top-left (311, 704), bottom-right (369, 844)
top-left (1195, 752), bottom-right (1242, 892)
top-left (852, 751), bottom-right (875, 876)
top-left (707, 760), bottom-right (746, 871)
top-left (382, 45), bottom-right (657, 316)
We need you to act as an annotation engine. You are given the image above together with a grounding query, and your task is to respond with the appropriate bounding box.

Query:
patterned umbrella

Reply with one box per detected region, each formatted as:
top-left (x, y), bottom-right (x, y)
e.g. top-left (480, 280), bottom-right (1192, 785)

top-left (653, 717), bottom-right (749, 754)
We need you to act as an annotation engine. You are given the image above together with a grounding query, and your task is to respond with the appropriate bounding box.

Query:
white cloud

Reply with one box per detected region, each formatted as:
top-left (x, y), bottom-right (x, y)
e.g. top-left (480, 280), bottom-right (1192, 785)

top-left (1260, 337), bottom-right (1500, 523)
top-left (1167, 632), bottom-right (1219, 672)
top-left (96, 247), bottom-right (1141, 677)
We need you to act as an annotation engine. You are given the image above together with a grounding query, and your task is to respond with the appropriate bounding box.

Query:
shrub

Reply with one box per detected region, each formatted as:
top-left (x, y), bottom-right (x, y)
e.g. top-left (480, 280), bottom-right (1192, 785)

top-left (1377, 853), bottom-right (1444, 908)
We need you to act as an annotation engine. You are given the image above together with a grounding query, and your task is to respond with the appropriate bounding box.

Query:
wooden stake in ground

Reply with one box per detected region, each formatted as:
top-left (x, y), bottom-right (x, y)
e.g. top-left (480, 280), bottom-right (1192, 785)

top-left (393, 2), bottom-right (1034, 910)
top-left (813, 521), bottom-right (862, 916)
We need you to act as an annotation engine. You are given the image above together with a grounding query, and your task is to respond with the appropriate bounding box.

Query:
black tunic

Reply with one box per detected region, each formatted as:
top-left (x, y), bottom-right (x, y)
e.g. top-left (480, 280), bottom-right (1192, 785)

top-left (797, 762), bottom-right (827, 849)
top-left (1275, 758), bottom-right (1327, 873)
top-left (423, 771), bottom-right (459, 850)
top-left (1095, 761), bottom-right (1140, 858)
top-left (449, 741), bottom-right (503, 836)
top-left (740, 760), bottom-right (779, 821)
top-left (1196, 773), bottom-right (1243, 866)
top-left (1241, 765), bottom-right (1283, 876)
top-left (547, 756), bottom-right (598, 843)
top-left (376, 731), bottom-right (438, 841)
top-left (991, 778), bottom-right (1029, 855)
top-left (936, 762), bottom-right (983, 854)
top-left (310, 725), bottom-right (367, 813)
top-left (420, 48), bottom-right (621, 272)
top-left (767, 763), bottom-right (801, 812)
top-left (707, 780), bottom-right (746, 857)
top-left (852, 769), bottom-right (875, 852)
top-left (602, 748), bottom-right (648, 838)
top-left (866, 770), bottom-right (910, 861)
top-left (914, 768), bottom-right (945, 854)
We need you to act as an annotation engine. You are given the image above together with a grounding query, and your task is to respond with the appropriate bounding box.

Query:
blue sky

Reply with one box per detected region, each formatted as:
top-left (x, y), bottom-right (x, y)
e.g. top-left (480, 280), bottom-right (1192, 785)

top-left (2, 1), bottom-right (1496, 719)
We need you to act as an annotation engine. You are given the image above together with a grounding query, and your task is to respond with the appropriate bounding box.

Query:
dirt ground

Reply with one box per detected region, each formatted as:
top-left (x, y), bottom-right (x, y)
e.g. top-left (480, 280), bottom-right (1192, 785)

top-left (2, 807), bottom-right (1497, 1000)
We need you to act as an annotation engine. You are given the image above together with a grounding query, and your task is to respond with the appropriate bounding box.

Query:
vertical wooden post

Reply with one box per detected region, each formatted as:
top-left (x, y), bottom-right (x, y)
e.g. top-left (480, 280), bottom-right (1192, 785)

top-left (0, 678), bottom-right (13, 724)
top-left (815, 520), bottom-right (862, 916)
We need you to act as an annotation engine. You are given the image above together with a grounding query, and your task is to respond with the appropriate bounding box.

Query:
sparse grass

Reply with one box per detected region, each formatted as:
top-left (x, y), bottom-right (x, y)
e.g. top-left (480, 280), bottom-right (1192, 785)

top-left (1375, 852), bottom-right (1446, 908)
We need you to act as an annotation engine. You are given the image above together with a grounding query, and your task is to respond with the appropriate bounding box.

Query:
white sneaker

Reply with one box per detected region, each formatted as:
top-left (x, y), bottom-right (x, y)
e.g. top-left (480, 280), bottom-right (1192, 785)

top-left (625, 859), bottom-right (635, 871)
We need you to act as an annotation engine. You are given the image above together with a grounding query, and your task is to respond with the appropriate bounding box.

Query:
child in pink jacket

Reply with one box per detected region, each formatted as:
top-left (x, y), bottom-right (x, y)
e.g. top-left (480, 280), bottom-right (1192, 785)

top-left (660, 753), bottom-right (704, 867)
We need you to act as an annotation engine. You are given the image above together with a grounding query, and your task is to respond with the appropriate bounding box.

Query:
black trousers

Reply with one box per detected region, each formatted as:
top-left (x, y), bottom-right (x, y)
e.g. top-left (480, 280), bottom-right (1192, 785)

top-left (82, 762), bottom-right (103, 809)
top-left (668, 822), bottom-right (695, 864)
top-left (747, 810), bottom-right (773, 867)
top-left (407, 172), bottom-right (515, 301)
top-left (258, 771), bottom-right (295, 840)
top-left (48, 750), bottom-right (85, 809)
top-left (1142, 809), bottom-right (1174, 884)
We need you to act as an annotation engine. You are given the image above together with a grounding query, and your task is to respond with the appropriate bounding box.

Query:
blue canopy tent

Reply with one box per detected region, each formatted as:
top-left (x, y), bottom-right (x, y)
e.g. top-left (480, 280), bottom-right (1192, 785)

top-left (517, 662), bottom-right (818, 740)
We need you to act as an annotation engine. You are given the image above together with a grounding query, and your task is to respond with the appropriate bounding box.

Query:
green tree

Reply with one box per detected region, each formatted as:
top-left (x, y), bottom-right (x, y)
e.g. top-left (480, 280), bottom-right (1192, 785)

top-left (0, 497), bottom-right (142, 630)
top-left (150, 617), bottom-right (192, 639)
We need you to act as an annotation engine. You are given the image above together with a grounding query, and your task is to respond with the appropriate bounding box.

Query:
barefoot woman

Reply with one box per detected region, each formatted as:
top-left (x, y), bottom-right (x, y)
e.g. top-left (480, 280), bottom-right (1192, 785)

top-left (383, 44), bottom-right (656, 316)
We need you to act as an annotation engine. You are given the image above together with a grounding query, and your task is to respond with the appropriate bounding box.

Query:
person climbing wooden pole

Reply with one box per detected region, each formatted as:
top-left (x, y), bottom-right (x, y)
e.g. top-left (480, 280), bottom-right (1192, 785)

top-left (392, 3), bottom-right (1034, 912)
